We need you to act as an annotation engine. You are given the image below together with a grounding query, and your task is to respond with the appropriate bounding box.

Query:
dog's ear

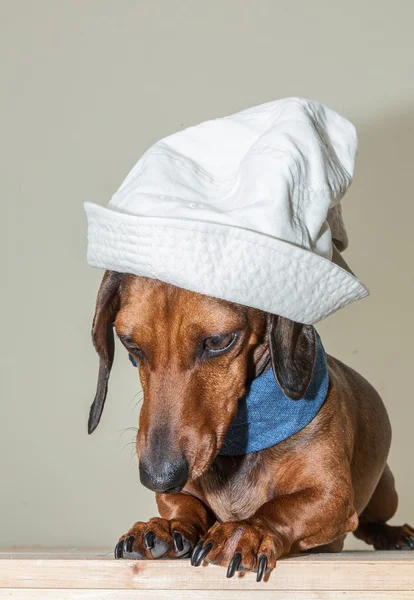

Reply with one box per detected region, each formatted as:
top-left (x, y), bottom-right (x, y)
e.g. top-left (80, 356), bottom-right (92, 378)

top-left (268, 315), bottom-right (316, 400)
top-left (88, 271), bottom-right (122, 434)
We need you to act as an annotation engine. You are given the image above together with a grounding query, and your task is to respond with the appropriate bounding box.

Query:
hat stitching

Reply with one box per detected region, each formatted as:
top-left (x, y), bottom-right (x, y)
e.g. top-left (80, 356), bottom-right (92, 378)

top-left (89, 260), bottom-right (360, 320)
top-left (90, 240), bottom-right (360, 296)
top-left (88, 244), bottom-right (362, 313)
top-left (89, 215), bottom-right (364, 289)
top-left (119, 146), bottom-right (347, 196)
top-left (246, 145), bottom-right (345, 193)
top-left (142, 149), bottom-right (239, 185)
top-left (91, 235), bottom-right (348, 288)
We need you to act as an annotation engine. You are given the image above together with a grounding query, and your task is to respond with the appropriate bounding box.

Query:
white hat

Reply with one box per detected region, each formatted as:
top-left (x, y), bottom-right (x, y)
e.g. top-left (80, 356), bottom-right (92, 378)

top-left (85, 98), bottom-right (368, 324)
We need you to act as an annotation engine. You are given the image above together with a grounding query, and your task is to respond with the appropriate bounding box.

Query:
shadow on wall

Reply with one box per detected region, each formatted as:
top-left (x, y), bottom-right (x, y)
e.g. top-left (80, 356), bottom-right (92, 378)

top-left (321, 106), bottom-right (414, 549)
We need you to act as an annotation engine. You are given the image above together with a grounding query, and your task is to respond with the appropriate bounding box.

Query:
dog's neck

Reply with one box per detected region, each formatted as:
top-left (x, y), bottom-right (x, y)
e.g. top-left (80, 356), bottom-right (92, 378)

top-left (218, 332), bottom-right (329, 456)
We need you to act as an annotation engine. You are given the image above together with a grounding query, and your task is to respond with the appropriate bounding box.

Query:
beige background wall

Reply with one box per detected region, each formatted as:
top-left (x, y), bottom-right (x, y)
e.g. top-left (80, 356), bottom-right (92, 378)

top-left (1, 0), bottom-right (413, 550)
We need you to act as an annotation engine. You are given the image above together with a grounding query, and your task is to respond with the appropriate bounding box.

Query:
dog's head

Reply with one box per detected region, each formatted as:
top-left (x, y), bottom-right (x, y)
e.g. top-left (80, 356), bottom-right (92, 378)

top-left (89, 271), bottom-right (316, 492)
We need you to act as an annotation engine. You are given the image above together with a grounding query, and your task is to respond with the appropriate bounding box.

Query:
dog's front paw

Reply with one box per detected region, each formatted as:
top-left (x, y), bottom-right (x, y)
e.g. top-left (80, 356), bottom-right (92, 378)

top-left (190, 518), bottom-right (283, 581)
top-left (115, 517), bottom-right (199, 560)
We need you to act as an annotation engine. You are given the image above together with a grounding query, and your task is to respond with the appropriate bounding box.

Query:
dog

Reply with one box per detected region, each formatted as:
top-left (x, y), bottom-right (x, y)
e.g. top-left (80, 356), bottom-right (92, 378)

top-left (89, 271), bottom-right (414, 581)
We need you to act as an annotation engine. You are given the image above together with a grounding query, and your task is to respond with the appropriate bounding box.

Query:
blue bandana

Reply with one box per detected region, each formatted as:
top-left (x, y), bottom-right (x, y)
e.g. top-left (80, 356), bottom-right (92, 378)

top-left (218, 332), bottom-right (329, 455)
top-left (128, 333), bottom-right (329, 457)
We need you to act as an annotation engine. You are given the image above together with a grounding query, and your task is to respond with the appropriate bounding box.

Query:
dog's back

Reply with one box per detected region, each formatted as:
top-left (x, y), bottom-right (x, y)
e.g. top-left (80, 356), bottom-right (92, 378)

top-left (327, 355), bottom-right (392, 514)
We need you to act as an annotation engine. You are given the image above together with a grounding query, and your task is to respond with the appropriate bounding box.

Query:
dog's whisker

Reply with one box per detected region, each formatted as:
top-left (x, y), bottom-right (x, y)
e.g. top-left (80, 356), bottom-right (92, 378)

top-left (129, 390), bottom-right (144, 412)
top-left (119, 427), bottom-right (139, 439)
top-left (132, 398), bottom-right (144, 411)
top-left (129, 389), bottom-right (144, 408)
top-left (120, 439), bottom-right (138, 456)
top-left (129, 445), bottom-right (139, 464)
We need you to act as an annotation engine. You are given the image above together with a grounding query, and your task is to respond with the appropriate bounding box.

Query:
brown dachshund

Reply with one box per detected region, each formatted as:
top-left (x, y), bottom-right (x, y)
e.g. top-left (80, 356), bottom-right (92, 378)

top-left (89, 271), bottom-right (414, 581)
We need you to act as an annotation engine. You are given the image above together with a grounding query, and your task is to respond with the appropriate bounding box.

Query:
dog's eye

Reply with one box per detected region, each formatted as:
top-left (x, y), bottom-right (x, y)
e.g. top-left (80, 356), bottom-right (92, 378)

top-left (204, 332), bottom-right (237, 354)
top-left (119, 336), bottom-right (145, 360)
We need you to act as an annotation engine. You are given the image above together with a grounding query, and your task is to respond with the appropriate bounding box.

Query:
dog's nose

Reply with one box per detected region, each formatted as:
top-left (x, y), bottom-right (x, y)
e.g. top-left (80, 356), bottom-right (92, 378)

top-left (139, 458), bottom-right (189, 493)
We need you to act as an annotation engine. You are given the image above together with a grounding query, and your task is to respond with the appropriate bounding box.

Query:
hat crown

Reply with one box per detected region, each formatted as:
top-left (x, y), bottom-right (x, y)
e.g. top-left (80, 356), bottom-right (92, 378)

top-left (111, 98), bottom-right (357, 259)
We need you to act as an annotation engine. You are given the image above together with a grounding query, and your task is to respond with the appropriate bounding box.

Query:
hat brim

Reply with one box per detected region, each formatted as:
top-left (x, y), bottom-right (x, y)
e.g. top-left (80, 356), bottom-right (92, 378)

top-left (85, 202), bottom-right (369, 324)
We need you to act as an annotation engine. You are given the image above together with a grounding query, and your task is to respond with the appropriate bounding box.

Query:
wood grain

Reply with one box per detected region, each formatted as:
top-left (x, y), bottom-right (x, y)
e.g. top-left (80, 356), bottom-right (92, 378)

top-left (0, 590), bottom-right (413, 600)
top-left (0, 550), bottom-right (413, 596)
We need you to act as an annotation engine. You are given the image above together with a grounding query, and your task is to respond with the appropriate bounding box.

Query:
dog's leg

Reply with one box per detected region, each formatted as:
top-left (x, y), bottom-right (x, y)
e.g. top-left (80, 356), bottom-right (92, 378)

top-left (353, 464), bottom-right (414, 550)
top-left (191, 482), bottom-right (358, 580)
top-left (114, 493), bottom-right (215, 560)
top-left (306, 535), bottom-right (346, 553)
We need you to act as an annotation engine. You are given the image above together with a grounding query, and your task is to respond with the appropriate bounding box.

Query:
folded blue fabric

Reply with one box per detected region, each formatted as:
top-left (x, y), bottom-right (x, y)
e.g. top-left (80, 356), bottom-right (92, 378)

top-left (219, 333), bottom-right (329, 455)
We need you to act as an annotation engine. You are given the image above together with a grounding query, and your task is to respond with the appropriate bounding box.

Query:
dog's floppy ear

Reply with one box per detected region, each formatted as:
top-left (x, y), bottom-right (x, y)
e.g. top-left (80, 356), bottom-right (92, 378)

top-left (88, 270), bottom-right (122, 434)
top-left (268, 315), bottom-right (316, 400)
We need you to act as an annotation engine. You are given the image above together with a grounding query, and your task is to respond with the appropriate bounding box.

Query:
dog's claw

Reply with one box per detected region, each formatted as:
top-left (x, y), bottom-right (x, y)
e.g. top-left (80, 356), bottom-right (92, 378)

top-left (256, 555), bottom-right (268, 582)
top-left (403, 536), bottom-right (414, 549)
top-left (114, 540), bottom-right (124, 559)
top-left (193, 542), bottom-right (213, 566)
top-left (191, 540), bottom-right (204, 566)
top-left (123, 535), bottom-right (134, 554)
top-left (172, 531), bottom-right (184, 553)
top-left (144, 531), bottom-right (155, 550)
top-left (226, 552), bottom-right (242, 578)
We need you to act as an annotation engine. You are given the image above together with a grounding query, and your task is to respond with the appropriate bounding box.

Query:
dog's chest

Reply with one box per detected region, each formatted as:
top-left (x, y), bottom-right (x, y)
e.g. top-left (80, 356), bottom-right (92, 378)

top-left (198, 455), bottom-right (273, 522)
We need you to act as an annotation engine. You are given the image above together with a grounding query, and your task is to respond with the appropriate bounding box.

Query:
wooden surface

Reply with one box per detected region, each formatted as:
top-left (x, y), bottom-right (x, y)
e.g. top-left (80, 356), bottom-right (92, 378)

top-left (0, 550), bottom-right (413, 599)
